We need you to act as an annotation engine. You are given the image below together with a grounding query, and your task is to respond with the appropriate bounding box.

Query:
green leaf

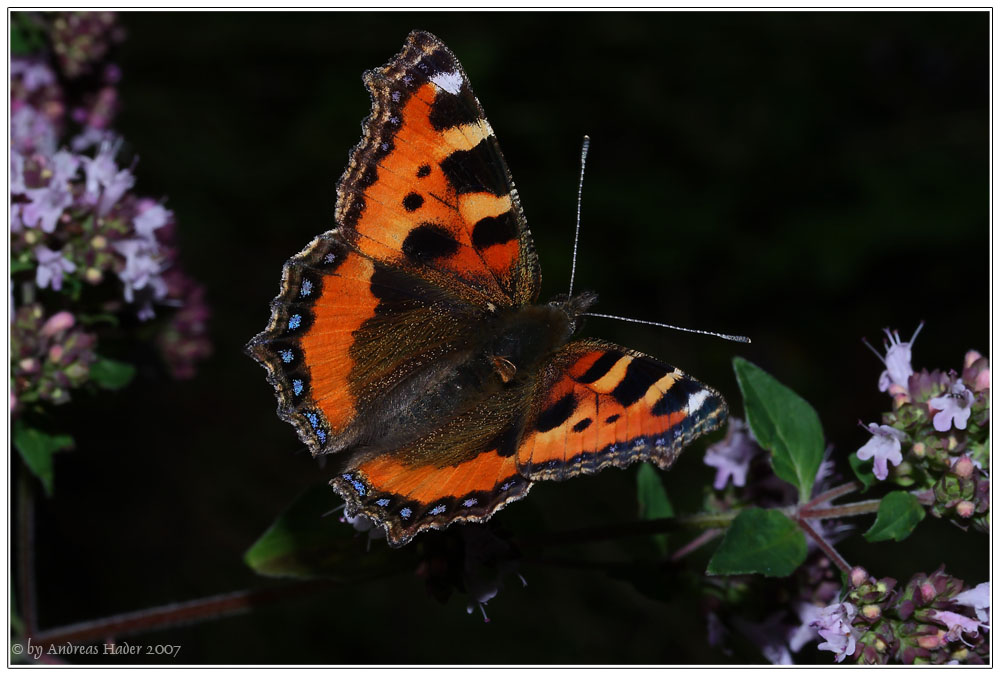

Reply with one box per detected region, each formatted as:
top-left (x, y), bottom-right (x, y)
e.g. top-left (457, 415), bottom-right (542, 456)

top-left (10, 259), bottom-right (35, 274)
top-left (245, 484), bottom-right (412, 580)
top-left (849, 453), bottom-right (876, 491)
top-left (10, 16), bottom-right (45, 56)
top-left (13, 422), bottom-right (74, 496)
top-left (733, 357), bottom-right (824, 501)
top-left (864, 491), bottom-right (925, 542)
top-left (707, 508), bottom-right (807, 577)
top-left (90, 356), bottom-right (136, 390)
top-left (636, 463), bottom-right (674, 555)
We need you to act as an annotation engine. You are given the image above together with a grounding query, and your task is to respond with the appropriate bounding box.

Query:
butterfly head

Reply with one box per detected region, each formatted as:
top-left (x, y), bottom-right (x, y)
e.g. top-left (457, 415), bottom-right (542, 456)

top-left (549, 290), bottom-right (599, 334)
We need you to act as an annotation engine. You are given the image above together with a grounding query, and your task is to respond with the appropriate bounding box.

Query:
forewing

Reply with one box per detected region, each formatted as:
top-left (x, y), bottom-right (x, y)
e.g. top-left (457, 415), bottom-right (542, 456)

top-left (337, 30), bottom-right (540, 307)
top-left (247, 233), bottom-right (480, 454)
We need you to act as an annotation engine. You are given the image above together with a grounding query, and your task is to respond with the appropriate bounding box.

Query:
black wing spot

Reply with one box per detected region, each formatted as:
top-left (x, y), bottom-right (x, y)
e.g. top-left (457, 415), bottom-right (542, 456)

top-left (572, 417), bottom-right (593, 433)
top-left (472, 211), bottom-right (518, 249)
top-left (439, 138), bottom-right (507, 196)
top-left (536, 392), bottom-right (578, 433)
top-left (401, 223), bottom-right (460, 263)
top-left (416, 164), bottom-right (431, 178)
top-left (611, 357), bottom-right (665, 407)
top-left (604, 413), bottom-right (620, 423)
top-left (652, 377), bottom-right (701, 417)
top-left (402, 192), bottom-right (424, 212)
top-left (428, 88), bottom-right (480, 131)
top-left (577, 351), bottom-right (624, 384)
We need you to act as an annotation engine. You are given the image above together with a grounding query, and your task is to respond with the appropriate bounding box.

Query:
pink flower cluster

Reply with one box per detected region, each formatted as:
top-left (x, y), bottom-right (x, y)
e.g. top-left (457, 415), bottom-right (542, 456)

top-left (9, 12), bottom-right (212, 416)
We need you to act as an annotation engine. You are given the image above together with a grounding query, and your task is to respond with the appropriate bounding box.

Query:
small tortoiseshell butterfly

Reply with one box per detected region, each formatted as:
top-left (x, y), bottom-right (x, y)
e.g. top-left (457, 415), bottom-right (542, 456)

top-left (248, 30), bottom-right (728, 547)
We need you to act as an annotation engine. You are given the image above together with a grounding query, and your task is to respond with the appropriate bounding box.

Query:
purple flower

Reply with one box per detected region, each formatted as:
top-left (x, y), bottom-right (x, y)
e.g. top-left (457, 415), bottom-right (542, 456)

top-left (11, 105), bottom-right (58, 156)
top-left (928, 380), bottom-right (975, 432)
top-left (856, 423), bottom-right (906, 481)
top-left (113, 239), bottom-right (167, 308)
top-left (81, 139), bottom-right (134, 215)
top-left (21, 151), bottom-right (81, 234)
top-left (953, 582), bottom-right (989, 624)
top-left (11, 58), bottom-right (57, 92)
top-left (865, 322), bottom-right (923, 393)
top-left (34, 246), bottom-right (77, 291)
top-left (11, 152), bottom-right (27, 194)
top-left (51, 150), bottom-right (81, 183)
top-left (22, 183), bottom-right (73, 234)
top-left (133, 203), bottom-right (171, 241)
top-left (811, 602), bottom-right (859, 663)
top-left (71, 126), bottom-right (112, 152)
top-left (789, 602), bottom-right (824, 653)
top-left (932, 610), bottom-right (983, 643)
top-left (704, 417), bottom-right (758, 490)
top-left (11, 153), bottom-right (28, 234)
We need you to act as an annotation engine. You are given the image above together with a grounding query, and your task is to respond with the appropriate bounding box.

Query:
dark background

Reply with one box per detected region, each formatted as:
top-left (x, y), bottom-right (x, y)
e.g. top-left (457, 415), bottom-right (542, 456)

top-left (29, 11), bottom-right (988, 664)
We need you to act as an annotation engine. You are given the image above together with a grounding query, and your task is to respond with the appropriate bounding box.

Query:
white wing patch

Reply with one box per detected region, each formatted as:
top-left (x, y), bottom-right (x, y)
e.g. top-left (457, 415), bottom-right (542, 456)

top-left (687, 389), bottom-right (712, 413)
top-left (430, 70), bottom-right (463, 95)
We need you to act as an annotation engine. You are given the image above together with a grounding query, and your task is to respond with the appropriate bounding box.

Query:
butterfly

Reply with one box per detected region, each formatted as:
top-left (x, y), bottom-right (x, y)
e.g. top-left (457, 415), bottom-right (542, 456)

top-left (247, 30), bottom-right (728, 547)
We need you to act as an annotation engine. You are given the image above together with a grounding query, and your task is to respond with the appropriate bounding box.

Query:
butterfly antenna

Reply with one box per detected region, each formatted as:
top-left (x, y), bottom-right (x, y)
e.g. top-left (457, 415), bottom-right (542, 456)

top-left (582, 312), bottom-right (751, 344)
top-left (567, 135), bottom-right (590, 298)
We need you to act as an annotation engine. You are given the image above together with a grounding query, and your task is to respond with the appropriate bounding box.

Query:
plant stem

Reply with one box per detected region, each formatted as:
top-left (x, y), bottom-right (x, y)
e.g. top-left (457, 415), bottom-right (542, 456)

top-left (800, 499), bottom-right (883, 520)
top-left (30, 580), bottom-right (337, 647)
top-left (670, 529), bottom-right (722, 562)
top-left (797, 517), bottom-right (852, 575)
top-left (803, 480), bottom-right (862, 509)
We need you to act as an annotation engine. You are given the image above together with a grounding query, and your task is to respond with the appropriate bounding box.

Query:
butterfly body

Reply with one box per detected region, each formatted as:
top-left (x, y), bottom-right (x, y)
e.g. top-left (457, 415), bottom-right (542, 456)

top-left (248, 31), bottom-right (728, 547)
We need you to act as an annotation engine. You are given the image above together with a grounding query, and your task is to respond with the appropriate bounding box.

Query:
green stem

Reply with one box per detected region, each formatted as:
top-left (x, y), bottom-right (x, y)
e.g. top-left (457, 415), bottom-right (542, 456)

top-left (800, 499), bottom-right (883, 520)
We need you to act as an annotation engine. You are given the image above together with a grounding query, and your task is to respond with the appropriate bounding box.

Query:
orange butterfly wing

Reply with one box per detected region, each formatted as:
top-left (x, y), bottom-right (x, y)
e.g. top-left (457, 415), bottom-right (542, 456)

top-left (337, 30), bottom-right (539, 306)
top-left (248, 31), bottom-right (540, 452)
top-left (516, 340), bottom-right (728, 481)
top-left (331, 341), bottom-right (726, 547)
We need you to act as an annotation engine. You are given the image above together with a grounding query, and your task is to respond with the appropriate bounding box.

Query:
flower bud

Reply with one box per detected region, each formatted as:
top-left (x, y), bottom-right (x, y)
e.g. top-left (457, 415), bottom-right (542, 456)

top-left (912, 441), bottom-right (926, 457)
top-left (24, 229), bottom-right (39, 245)
top-left (956, 501), bottom-right (975, 518)
top-left (18, 357), bottom-right (39, 373)
top-left (920, 582), bottom-right (937, 603)
top-left (91, 235), bottom-right (107, 250)
top-left (85, 267), bottom-right (103, 284)
top-left (953, 456), bottom-right (975, 479)
top-left (917, 631), bottom-right (944, 650)
top-left (41, 311), bottom-right (75, 337)
top-left (48, 344), bottom-right (65, 362)
top-left (974, 368), bottom-right (990, 392)
top-left (851, 566), bottom-right (869, 588)
top-left (963, 350), bottom-right (982, 369)
top-left (862, 604), bottom-right (881, 620)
